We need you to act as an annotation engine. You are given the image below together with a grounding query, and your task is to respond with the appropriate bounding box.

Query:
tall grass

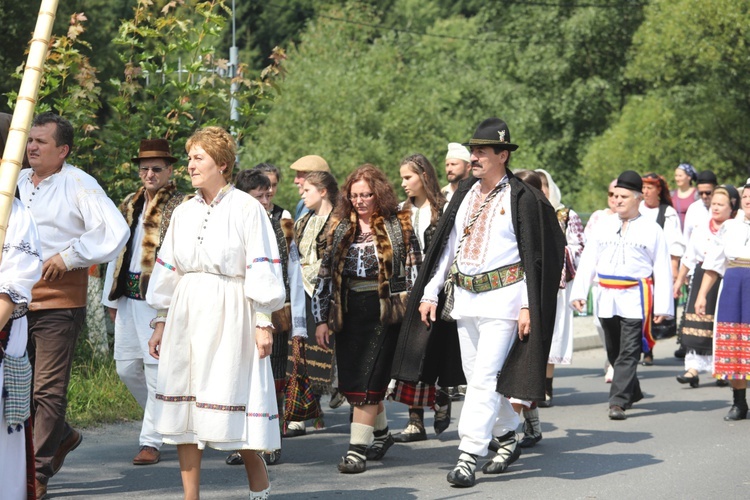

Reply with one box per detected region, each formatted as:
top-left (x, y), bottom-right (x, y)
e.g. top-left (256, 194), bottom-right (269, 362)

top-left (66, 337), bottom-right (142, 428)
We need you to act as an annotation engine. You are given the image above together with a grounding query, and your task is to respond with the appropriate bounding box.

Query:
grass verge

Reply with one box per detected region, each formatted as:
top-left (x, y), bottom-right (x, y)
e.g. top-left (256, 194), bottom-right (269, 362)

top-left (66, 339), bottom-right (143, 428)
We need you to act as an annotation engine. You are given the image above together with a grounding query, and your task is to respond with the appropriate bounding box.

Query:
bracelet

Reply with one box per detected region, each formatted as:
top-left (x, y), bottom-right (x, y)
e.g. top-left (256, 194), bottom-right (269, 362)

top-left (149, 315), bottom-right (166, 329)
top-left (420, 297), bottom-right (439, 306)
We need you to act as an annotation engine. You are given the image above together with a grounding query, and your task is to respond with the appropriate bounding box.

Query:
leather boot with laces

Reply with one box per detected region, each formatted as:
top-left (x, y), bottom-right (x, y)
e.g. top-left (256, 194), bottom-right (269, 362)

top-left (482, 431), bottom-right (520, 474)
top-left (434, 389), bottom-right (452, 435)
top-left (518, 408), bottom-right (542, 448)
top-left (393, 418), bottom-right (427, 443)
top-left (447, 452), bottom-right (477, 487)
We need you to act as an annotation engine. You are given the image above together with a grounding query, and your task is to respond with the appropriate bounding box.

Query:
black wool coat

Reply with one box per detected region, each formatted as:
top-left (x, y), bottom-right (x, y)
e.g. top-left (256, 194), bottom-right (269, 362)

top-left (391, 172), bottom-right (566, 401)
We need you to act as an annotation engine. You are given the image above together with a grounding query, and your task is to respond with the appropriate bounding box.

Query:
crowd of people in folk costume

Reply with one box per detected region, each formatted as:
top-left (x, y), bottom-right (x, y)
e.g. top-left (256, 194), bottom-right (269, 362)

top-left (1, 112), bottom-right (748, 499)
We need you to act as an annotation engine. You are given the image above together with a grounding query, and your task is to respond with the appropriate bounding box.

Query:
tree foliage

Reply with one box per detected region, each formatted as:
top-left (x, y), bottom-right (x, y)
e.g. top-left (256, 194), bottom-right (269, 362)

top-left (247, 1), bottom-right (643, 211)
top-left (579, 0), bottom-right (750, 212)
top-left (8, 0), bottom-right (282, 204)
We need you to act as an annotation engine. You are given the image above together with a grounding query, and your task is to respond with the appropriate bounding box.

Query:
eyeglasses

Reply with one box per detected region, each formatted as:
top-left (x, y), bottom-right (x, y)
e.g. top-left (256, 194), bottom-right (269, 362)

top-left (608, 192), bottom-right (614, 197)
top-left (349, 193), bottom-right (374, 201)
top-left (698, 190), bottom-right (713, 196)
top-left (139, 166), bottom-right (166, 174)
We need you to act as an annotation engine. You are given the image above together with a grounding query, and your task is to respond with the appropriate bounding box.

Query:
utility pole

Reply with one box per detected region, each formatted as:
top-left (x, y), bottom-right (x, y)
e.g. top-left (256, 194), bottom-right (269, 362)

top-left (229, 0), bottom-right (239, 123)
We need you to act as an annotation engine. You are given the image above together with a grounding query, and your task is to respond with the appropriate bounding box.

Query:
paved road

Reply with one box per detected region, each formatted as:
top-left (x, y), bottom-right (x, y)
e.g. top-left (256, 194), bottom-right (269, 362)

top-left (47, 329), bottom-right (750, 499)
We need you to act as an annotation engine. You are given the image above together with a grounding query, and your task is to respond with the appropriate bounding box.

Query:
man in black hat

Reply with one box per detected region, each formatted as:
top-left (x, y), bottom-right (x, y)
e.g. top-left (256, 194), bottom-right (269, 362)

top-left (571, 170), bottom-right (674, 420)
top-left (392, 118), bottom-right (565, 487)
top-left (102, 139), bottom-right (187, 466)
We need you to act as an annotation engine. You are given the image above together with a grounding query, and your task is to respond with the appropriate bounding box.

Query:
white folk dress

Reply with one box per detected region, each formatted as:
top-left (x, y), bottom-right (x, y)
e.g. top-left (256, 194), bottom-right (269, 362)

top-left (0, 200), bottom-right (43, 500)
top-left (146, 186), bottom-right (286, 451)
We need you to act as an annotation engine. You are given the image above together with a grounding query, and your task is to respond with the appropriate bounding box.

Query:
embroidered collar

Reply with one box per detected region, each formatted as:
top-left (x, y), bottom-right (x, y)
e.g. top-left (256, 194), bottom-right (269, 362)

top-left (471, 175), bottom-right (509, 194)
top-left (195, 183), bottom-right (233, 206)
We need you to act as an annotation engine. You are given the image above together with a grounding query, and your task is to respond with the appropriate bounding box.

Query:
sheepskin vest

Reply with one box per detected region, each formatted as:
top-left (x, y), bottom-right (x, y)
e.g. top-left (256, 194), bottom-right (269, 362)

top-left (324, 209), bottom-right (420, 332)
top-left (269, 212), bottom-right (294, 332)
top-left (108, 183), bottom-right (187, 301)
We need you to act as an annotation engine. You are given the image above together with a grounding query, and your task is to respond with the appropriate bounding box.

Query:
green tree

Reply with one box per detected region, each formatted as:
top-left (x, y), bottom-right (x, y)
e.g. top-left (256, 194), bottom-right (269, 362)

top-left (246, 3), bottom-right (501, 211)
top-left (9, 0), bottom-right (283, 204)
top-left (579, 0), bottom-right (750, 211)
top-left (247, 1), bottom-right (644, 211)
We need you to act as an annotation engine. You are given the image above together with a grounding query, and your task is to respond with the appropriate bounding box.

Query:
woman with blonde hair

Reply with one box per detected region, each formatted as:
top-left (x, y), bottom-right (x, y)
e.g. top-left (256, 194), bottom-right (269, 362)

top-left (695, 180), bottom-right (750, 420)
top-left (674, 185), bottom-right (739, 388)
top-left (147, 126), bottom-right (286, 499)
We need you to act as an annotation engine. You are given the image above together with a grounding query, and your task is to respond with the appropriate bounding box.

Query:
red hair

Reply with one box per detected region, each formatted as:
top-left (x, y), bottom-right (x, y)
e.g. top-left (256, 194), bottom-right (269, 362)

top-left (334, 164), bottom-right (399, 221)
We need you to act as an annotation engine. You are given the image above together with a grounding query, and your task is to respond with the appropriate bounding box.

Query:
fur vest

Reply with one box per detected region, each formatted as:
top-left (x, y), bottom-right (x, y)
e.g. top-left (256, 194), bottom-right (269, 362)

top-left (269, 214), bottom-right (295, 332)
top-left (318, 209), bottom-right (421, 332)
top-left (108, 183), bottom-right (188, 301)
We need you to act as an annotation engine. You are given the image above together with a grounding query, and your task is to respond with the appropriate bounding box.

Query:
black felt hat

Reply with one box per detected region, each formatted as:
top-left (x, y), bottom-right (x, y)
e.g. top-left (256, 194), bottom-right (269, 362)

top-left (615, 170), bottom-right (642, 192)
top-left (696, 170), bottom-right (718, 185)
top-left (463, 118), bottom-right (518, 151)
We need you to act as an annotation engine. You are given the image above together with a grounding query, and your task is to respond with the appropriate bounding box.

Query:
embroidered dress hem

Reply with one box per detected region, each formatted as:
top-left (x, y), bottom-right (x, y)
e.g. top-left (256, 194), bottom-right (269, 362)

top-left (712, 267), bottom-right (750, 379)
top-left (680, 264), bottom-right (719, 355)
top-left (152, 271), bottom-right (281, 452)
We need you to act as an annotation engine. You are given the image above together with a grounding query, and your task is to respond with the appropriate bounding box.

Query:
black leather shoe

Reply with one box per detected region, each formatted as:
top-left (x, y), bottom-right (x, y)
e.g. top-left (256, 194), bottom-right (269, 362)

top-left (608, 405), bottom-right (626, 420)
top-left (447, 456), bottom-right (476, 487)
top-left (676, 373), bottom-right (699, 388)
top-left (537, 393), bottom-right (553, 408)
top-left (724, 405), bottom-right (748, 421)
top-left (434, 400), bottom-right (452, 435)
top-left (641, 354), bottom-right (654, 366)
top-left (393, 421), bottom-right (427, 443)
top-left (365, 433), bottom-right (394, 460)
top-left (283, 422), bottom-right (306, 438)
top-left (338, 454), bottom-right (366, 473)
top-left (482, 432), bottom-right (520, 474)
top-left (225, 451), bottom-right (244, 465)
top-left (264, 449), bottom-right (281, 465)
top-left (674, 346), bottom-right (686, 359)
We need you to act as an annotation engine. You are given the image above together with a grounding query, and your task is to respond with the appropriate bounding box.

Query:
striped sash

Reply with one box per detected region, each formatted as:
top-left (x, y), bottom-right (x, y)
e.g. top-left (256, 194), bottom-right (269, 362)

top-left (598, 274), bottom-right (655, 352)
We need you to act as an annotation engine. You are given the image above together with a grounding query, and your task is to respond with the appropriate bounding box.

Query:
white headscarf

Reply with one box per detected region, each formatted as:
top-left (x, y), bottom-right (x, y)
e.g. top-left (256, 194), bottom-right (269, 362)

top-left (535, 168), bottom-right (563, 209)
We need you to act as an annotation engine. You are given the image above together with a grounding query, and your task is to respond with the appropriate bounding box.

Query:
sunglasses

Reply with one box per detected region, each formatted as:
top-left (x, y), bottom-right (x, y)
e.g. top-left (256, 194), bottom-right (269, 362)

top-left (608, 192), bottom-right (614, 197)
top-left (698, 190), bottom-right (713, 196)
top-left (139, 166), bottom-right (166, 173)
top-left (349, 193), bottom-right (374, 201)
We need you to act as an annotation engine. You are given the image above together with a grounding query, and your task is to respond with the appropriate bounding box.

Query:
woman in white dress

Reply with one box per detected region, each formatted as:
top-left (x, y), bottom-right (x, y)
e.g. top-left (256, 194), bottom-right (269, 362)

top-left (0, 198), bottom-right (43, 500)
top-left (147, 127), bottom-right (286, 499)
top-left (535, 169), bottom-right (585, 406)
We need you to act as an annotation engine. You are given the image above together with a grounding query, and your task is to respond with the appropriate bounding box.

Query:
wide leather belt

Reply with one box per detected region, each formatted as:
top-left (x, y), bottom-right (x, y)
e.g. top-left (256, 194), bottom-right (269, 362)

top-left (453, 262), bottom-right (524, 293)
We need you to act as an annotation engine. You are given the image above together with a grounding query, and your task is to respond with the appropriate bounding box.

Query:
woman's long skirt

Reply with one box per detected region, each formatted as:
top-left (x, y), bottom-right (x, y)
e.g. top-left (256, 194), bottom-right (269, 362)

top-left (681, 264), bottom-right (721, 356)
top-left (337, 290), bottom-right (399, 405)
top-left (713, 267), bottom-right (750, 380)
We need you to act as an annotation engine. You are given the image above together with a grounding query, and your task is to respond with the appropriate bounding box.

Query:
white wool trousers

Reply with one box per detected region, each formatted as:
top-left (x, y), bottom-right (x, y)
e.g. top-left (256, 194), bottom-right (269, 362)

top-left (116, 359), bottom-right (162, 449)
top-left (456, 316), bottom-right (520, 456)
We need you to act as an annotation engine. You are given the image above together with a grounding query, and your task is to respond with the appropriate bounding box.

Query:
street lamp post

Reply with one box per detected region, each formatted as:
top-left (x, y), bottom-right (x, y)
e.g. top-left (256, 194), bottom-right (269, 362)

top-left (229, 0), bottom-right (239, 122)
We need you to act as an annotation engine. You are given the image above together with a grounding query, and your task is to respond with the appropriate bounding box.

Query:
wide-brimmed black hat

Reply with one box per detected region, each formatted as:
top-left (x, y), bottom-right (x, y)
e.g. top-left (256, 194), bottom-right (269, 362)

top-left (615, 170), bottom-right (642, 192)
top-left (462, 118), bottom-right (519, 151)
top-left (131, 139), bottom-right (177, 164)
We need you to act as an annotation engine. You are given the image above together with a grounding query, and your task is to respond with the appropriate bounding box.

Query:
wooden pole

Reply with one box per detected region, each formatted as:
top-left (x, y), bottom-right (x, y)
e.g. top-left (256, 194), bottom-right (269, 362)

top-left (0, 0), bottom-right (59, 258)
